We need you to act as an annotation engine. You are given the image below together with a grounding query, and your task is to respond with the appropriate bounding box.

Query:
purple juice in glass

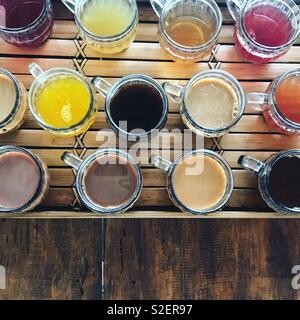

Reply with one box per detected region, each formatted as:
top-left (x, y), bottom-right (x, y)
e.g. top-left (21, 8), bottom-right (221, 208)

top-left (0, 0), bottom-right (53, 47)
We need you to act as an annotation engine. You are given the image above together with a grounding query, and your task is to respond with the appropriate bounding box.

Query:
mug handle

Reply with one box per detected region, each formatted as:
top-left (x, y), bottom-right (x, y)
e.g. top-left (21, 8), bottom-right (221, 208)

top-left (226, 0), bottom-right (247, 22)
top-left (238, 155), bottom-right (264, 174)
top-left (163, 82), bottom-right (183, 103)
top-left (246, 92), bottom-right (270, 112)
top-left (150, 155), bottom-right (173, 174)
top-left (29, 63), bottom-right (44, 79)
top-left (61, 152), bottom-right (83, 170)
top-left (91, 77), bottom-right (112, 97)
top-left (149, 0), bottom-right (166, 17)
top-left (61, 0), bottom-right (76, 14)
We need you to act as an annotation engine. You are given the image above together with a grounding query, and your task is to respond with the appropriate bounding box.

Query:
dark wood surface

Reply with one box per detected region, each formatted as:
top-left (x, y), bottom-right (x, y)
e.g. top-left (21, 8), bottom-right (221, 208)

top-left (1, 219), bottom-right (300, 300)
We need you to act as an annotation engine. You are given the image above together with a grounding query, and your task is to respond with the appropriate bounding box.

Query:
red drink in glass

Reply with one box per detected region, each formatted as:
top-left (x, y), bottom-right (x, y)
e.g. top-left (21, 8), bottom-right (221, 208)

top-left (227, 0), bottom-right (300, 64)
top-left (263, 72), bottom-right (300, 134)
top-left (0, 0), bottom-right (53, 47)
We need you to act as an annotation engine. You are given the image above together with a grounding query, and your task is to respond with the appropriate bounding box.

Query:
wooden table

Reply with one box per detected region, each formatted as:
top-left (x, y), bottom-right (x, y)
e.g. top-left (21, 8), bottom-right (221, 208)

top-left (1, 2), bottom-right (300, 301)
top-left (1, 1), bottom-right (300, 218)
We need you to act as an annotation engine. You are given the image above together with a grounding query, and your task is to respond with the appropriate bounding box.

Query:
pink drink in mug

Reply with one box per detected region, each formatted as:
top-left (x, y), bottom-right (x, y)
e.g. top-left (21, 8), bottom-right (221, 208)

top-left (226, 0), bottom-right (300, 63)
top-left (0, 0), bottom-right (53, 47)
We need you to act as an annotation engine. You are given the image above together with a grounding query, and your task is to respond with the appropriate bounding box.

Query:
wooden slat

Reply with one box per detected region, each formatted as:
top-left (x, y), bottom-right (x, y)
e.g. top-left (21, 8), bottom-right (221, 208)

top-left (0, 130), bottom-right (75, 147)
top-left (4, 211), bottom-right (298, 219)
top-left (221, 63), bottom-right (300, 81)
top-left (83, 60), bottom-right (210, 79)
top-left (52, 20), bottom-right (78, 39)
top-left (83, 131), bottom-right (214, 149)
top-left (0, 58), bottom-right (75, 74)
top-left (220, 134), bottom-right (300, 150)
top-left (223, 151), bottom-right (275, 168)
top-left (0, 39), bottom-right (77, 57)
top-left (42, 188), bottom-right (74, 207)
top-left (216, 45), bottom-right (300, 63)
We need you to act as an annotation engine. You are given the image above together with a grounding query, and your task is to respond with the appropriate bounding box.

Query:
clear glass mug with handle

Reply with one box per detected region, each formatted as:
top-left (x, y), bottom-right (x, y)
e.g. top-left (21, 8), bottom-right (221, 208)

top-left (150, 149), bottom-right (234, 215)
top-left (0, 68), bottom-right (27, 135)
top-left (238, 150), bottom-right (300, 215)
top-left (0, 146), bottom-right (49, 214)
top-left (226, 0), bottom-right (300, 64)
top-left (150, 0), bottom-right (222, 63)
top-left (91, 74), bottom-right (169, 141)
top-left (0, 0), bottom-right (53, 47)
top-left (62, 0), bottom-right (138, 54)
top-left (28, 63), bottom-right (98, 137)
top-left (163, 70), bottom-right (246, 137)
top-left (247, 68), bottom-right (300, 135)
top-left (62, 148), bottom-right (143, 215)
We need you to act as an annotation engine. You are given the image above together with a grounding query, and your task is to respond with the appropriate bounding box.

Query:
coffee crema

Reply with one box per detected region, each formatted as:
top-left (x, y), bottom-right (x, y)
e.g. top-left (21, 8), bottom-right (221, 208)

top-left (186, 78), bottom-right (238, 129)
top-left (172, 154), bottom-right (227, 210)
top-left (0, 152), bottom-right (41, 209)
top-left (110, 81), bottom-right (164, 133)
top-left (83, 154), bottom-right (138, 208)
top-left (268, 156), bottom-right (300, 209)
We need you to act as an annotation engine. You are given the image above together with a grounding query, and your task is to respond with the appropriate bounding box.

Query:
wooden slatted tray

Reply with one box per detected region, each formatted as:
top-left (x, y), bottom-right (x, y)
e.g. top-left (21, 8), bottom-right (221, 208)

top-left (1, 1), bottom-right (299, 218)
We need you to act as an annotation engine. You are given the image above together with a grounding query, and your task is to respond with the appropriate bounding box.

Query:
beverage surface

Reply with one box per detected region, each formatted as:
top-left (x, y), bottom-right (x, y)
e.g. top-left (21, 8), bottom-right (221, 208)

top-left (243, 5), bottom-right (292, 47)
top-left (0, 151), bottom-right (40, 209)
top-left (81, 0), bottom-right (133, 37)
top-left (35, 76), bottom-right (91, 129)
top-left (0, 0), bottom-right (44, 28)
top-left (165, 16), bottom-right (215, 47)
top-left (83, 155), bottom-right (138, 208)
top-left (275, 74), bottom-right (300, 124)
top-left (268, 156), bottom-right (300, 209)
top-left (110, 81), bottom-right (164, 133)
top-left (173, 154), bottom-right (227, 210)
top-left (0, 74), bottom-right (17, 123)
top-left (186, 77), bottom-right (238, 129)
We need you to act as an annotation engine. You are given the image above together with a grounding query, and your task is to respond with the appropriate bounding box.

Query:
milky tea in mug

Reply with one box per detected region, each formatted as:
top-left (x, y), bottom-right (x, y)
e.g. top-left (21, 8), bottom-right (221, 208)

top-left (163, 70), bottom-right (246, 137)
top-left (0, 68), bottom-right (27, 134)
top-left (150, 150), bottom-right (234, 214)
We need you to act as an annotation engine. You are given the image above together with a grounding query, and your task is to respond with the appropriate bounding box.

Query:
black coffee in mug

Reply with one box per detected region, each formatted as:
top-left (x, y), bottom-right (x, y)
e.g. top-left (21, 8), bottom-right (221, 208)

top-left (268, 155), bottom-right (300, 208)
top-left (110, 81), bottom-right (165, 133)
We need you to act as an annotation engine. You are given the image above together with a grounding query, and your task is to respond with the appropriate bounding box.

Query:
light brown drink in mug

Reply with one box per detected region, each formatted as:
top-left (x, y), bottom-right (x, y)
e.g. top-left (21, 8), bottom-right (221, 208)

top-left (165, 16), bottom-right (216, 47)
top-left (0, 74), bottom-right (17, 123)
top-left (172, 154), bottom-right (227, 210)
top-left (186, 78), bottom-right (238, 129)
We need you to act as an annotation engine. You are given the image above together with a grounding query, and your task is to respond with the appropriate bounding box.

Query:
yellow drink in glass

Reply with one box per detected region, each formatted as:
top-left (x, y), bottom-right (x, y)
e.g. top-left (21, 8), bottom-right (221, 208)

top-left (34, 76), bottom-right (96, 136)
top-left (78, 0), bottom-right (138, 54)
top-left (82, 0), bottom-right (132, 37)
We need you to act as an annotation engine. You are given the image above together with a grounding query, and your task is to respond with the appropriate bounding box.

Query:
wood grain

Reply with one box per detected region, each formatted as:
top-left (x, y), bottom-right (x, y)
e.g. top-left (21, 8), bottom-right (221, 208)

top-left (0, 219), bottom-right (102, 300)
top-left (104, 220), bottom-right (184, 299)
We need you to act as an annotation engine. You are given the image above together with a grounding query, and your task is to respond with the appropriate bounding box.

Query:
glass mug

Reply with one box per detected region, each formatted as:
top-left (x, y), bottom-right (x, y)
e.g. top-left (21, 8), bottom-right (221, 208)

top-left (0, 68), bottom-right (27, 134)
top-left (91, 75), bottom-right (169, 141)
top-left (62, 0), bottom-right (138, 54)
top-left (0, 146), bottom-right (49, 214)
top-left (0, 0), bottom-right (53, 47)
top-left (227, 0), bottom-right (300, 64)
top-left (62, 148), bottom-right (143, 214)
top-left (28, 63), bottom-right (97, 137)
top-left (163, 70), bottom-right (246, 137)
top-left (247, 68), bottom-right (300, 135)
top-left (150, 0), bottom-right (222, 63)
top-left (238, 150), bottom-right (300, 215)
top-left (150, 150), bottom-right (234, 214)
